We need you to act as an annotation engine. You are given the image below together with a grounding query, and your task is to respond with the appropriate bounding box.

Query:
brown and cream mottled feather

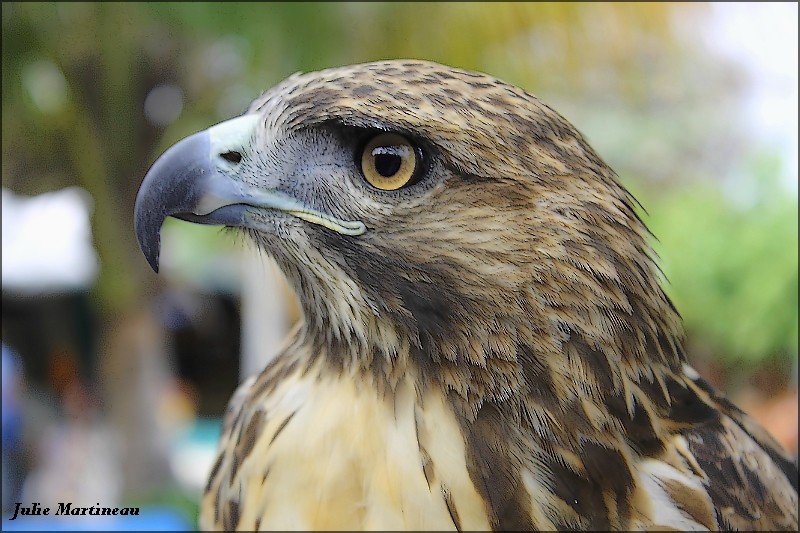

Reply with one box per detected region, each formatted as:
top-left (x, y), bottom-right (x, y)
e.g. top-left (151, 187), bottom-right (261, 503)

top-left (185, 61), bottom-right (797, 530)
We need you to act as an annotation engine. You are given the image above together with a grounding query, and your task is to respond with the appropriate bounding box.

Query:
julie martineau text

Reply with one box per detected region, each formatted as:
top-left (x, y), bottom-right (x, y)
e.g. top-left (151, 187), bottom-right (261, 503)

top-left (9, 501), bottom-right (141, 520)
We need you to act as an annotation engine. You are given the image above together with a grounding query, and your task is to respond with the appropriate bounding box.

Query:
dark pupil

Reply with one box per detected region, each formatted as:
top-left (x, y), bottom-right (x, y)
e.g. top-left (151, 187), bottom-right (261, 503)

top-left (373, 151), bottom-right (402, 177)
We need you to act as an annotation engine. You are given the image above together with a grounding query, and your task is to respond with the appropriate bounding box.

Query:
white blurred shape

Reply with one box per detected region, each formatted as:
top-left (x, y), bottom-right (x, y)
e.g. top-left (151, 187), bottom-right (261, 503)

top-left (706, 3), bottom-right (799, 194)
top-left (2, 187), bottom-right (99, 293)
top-left (240, 248), bottom-right (291, 381)
top-left (144, 83), bottom-right (184, 127)
top-left (204, 36), bottom-right (246, 82)
top-left (22, 59), bottom-right (69, 114)
top-left (169, 441), bottom-right (217, 493)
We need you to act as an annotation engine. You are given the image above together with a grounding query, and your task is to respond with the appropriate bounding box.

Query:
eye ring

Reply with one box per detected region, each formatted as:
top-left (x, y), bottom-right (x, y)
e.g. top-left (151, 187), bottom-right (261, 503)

top-left (359, 132), bottom-right (422, 191)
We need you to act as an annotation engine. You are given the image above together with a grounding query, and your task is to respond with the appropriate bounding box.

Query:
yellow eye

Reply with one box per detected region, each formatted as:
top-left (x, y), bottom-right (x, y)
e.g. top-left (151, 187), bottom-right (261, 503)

top-left (360, 133), bottom-right (420, 191)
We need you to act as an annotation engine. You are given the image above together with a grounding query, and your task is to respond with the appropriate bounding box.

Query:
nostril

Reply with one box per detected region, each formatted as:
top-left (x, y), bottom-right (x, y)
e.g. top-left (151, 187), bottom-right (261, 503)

top-left (220, 151), bottom-right (242, 165)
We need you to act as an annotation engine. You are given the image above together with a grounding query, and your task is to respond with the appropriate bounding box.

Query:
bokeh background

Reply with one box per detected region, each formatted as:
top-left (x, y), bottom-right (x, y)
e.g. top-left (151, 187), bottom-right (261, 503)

top-left (2, 2), bottom-right (797, 530)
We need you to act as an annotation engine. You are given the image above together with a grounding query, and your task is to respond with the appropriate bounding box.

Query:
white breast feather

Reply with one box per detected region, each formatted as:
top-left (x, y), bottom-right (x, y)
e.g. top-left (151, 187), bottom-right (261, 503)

top-left (231, 362), bottom-right (492, 530)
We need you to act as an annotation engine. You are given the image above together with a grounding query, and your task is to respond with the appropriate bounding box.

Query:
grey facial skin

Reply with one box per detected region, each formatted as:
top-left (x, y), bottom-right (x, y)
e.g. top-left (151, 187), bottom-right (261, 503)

top-left (134, 114), bottom-right (364, 272)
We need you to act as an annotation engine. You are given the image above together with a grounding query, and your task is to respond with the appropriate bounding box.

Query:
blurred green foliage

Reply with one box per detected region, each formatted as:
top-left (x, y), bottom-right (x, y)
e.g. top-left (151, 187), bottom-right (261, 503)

top-left (641, 153), bottom-right (798, 365)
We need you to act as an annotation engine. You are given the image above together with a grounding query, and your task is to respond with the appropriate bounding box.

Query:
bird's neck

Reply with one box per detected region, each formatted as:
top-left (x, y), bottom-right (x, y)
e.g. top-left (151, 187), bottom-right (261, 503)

top-left (271, 202), bottom-right (687, 419)
top-left (290, 277), bottom-right (686, 422)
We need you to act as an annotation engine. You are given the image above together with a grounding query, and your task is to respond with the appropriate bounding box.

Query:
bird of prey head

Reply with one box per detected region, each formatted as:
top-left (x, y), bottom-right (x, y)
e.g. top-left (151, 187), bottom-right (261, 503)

top-left (135, 60), bottom-right (797, 531)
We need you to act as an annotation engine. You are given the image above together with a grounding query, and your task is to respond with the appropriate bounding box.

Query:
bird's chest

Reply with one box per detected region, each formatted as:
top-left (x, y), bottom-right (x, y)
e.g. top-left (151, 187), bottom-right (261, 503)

top-left (204, 362), bottom-right (492, 531)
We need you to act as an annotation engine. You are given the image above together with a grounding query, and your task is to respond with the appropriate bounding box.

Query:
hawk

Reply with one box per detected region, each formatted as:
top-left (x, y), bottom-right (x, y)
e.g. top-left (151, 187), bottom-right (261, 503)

top-left (134, 60), bottom-right (798, 531)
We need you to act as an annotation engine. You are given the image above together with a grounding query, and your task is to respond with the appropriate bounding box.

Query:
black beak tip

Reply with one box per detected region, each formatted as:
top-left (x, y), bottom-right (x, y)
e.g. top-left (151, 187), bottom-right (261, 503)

top-left (133, 131), bottom-right (211, 274)
top-left (140, 240), bottom-right (161, 273)
top-left (133, 199), bottom-right (163, 273)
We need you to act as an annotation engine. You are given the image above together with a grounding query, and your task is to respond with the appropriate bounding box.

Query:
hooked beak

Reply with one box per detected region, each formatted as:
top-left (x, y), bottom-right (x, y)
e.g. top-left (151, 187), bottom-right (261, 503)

top-left (133, 114), bottom-right (365, 272)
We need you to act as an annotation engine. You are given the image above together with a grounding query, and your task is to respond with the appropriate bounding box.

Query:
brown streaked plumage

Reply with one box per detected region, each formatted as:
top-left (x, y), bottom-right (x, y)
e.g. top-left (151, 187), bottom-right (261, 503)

top-left (133, 60), bottom-right (798, 531)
